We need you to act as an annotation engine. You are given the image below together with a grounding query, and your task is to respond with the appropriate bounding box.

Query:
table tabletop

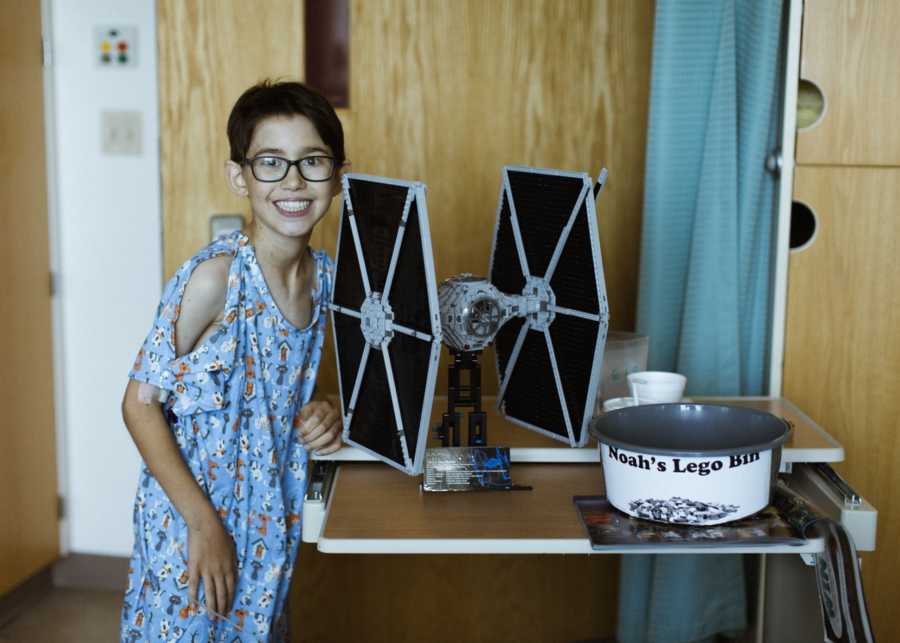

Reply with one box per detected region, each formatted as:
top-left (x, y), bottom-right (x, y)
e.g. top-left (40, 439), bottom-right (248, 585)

top-left (318, 462), bottom-right (824, 555)
top-left (314, 396), bottom-right (834, 554)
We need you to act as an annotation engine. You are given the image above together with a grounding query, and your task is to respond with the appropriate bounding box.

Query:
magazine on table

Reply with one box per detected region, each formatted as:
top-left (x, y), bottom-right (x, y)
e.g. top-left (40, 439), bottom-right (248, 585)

top-left (573, 495), bottom-right (806, 549)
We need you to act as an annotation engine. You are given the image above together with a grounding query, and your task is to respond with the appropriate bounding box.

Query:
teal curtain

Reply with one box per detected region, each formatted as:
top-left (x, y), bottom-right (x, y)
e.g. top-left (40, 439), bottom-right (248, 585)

top-left (619, 1), bottom-right (786, 641)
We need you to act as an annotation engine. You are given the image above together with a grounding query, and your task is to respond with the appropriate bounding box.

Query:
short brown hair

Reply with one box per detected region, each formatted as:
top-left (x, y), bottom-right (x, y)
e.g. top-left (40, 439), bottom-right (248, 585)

top-left (227, 80), bottom-right (345, 165)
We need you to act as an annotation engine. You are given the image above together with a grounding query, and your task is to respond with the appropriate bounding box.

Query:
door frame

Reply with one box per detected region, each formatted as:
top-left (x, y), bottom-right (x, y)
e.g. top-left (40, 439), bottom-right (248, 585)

top-left (40, 0), bottom-right (70, 556)
top-left (768, 0), bottom-right (803, 397)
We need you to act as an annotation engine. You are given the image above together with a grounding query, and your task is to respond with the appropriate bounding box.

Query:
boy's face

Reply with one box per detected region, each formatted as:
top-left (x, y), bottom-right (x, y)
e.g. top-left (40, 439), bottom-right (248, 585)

top-left (226, 114), bottom-right (342, 241)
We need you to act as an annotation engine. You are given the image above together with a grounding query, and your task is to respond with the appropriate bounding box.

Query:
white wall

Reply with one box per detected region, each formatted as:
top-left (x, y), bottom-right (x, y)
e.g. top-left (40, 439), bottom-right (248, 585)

top-left (48, 0), bottom-right (161, 556)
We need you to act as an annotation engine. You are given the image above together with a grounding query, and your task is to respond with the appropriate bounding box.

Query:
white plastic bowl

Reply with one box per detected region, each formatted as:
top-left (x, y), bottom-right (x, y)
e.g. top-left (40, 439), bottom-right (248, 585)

top-left (590, 403), bottom-right (792, 525)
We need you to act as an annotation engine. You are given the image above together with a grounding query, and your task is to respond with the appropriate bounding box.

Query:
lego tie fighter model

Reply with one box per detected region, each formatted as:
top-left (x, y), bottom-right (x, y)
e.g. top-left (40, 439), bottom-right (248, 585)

top-left (329, 166), bottom-right (610, 475)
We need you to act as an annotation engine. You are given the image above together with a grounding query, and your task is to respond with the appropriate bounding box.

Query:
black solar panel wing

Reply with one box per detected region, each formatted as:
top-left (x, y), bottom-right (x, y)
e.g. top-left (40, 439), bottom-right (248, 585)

top-left (490, 166), bottom-right (610, 448)
top-left (330, 174), bottom-right (442, 474)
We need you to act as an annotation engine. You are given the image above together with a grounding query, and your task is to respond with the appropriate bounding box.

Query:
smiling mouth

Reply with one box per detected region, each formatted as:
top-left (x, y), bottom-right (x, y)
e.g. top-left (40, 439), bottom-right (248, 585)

top-left (275, 199), bottom-right (312, 217)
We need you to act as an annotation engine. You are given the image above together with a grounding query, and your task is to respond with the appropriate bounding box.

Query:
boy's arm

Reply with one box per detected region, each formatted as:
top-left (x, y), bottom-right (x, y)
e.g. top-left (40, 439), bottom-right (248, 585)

top-left (121, 256), bottom-right (234, 617)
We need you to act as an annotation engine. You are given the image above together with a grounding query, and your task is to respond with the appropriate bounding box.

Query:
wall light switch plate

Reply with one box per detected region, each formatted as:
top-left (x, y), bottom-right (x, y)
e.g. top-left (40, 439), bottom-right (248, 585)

top-left (210, 214), bottom-right (246, 241)
top-left (95, 25), bottom-right (137, 67)
top-left (101, 110), bottom-right (142, 156)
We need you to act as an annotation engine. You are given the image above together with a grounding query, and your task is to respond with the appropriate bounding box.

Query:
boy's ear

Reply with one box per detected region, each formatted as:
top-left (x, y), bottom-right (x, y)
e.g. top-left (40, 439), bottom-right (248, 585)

top-left (331, 160), bottom-right (351, 197)
top-left (225, 160), bottom-right (248, 197)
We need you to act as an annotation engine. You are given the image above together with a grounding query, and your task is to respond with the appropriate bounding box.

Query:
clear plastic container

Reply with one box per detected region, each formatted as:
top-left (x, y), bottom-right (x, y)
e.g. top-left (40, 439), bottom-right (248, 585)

top-left (597, 331), bottom-right (649, 409)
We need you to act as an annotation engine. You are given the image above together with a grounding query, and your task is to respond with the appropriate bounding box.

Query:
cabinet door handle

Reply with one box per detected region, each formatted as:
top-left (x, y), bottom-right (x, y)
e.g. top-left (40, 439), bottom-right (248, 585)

top-left (765, 148), bottom-right (783, 176)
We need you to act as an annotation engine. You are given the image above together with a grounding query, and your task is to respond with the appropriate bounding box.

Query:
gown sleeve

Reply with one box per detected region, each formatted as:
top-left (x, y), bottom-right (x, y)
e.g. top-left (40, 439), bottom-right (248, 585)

top-left (128, 247), bottom-right (241, 417)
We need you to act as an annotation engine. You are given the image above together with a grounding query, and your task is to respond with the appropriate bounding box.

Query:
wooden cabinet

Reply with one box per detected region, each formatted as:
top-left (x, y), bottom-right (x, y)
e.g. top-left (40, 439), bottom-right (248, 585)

top-left (796, 1), bottom-right (900, 165)
top-left (785, 166), bottom-right (900, 492)
top-left (783, 2), bottom-right (900, 639)
top-left (785, 164), bottom-right (900, 641)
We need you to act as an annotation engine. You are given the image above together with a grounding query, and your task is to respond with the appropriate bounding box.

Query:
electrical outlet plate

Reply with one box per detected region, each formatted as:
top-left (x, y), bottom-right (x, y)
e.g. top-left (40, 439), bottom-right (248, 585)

top-left (101, 110), bottom-right (142, 156)
top-left (210, 214), bottom-right (246, 241)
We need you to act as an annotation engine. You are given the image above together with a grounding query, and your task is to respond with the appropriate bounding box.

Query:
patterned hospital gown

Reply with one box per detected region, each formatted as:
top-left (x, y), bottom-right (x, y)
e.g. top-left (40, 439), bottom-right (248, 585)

top-left (121, 231), bottom-right (333, 642)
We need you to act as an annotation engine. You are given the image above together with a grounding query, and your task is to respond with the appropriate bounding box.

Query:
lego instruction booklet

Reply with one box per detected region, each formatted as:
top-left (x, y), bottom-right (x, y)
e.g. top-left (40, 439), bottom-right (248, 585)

top-left (422, 446), bottom-right (517, 492)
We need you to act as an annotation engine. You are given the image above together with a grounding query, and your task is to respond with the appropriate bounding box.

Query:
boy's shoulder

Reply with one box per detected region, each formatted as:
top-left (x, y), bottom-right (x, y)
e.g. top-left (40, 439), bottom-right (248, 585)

top-left (170, 250), bottom-right (233, 353)
top-left (185, 254), bottom-right (231, 296)
top-left (164, 232), bottom-right (242, 307)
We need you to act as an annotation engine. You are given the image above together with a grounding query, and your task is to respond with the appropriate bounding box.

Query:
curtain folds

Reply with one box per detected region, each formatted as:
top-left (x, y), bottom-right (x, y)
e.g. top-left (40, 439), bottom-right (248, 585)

top-left (619, 1), bottom-right (786, 641)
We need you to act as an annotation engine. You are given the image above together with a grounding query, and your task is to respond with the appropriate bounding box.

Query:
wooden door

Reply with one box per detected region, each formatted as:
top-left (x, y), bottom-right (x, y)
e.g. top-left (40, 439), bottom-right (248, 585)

top-left (784, 166), bottom-right (900, 640)
top-left (0, 0), bottom-right (60, 595)
top-left (795, 0), bottom-right (900, 165)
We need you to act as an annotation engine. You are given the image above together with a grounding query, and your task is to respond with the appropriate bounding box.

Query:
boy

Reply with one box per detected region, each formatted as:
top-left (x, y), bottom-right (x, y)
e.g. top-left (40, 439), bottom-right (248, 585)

top-left (121, 80), bottom-right (346, 641)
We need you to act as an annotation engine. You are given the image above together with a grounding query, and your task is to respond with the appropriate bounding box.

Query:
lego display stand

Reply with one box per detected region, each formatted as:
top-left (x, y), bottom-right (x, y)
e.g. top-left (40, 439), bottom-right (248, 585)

top-left (435, 349), bottom-right (487, 447)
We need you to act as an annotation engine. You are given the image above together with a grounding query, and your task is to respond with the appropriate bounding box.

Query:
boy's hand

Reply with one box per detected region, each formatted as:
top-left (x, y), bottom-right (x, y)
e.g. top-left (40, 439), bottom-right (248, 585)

top-left (188, 510), bottom-right (237, 619)
top-left (296, 400), bottom-right (343, 455)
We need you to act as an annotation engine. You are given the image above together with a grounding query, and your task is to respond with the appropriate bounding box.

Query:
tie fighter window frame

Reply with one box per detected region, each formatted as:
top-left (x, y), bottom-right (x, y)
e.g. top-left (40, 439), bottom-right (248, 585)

top-left (329, 173), bottom-right (443, 475)
top-left (489, 165), bottom-right (610, 448)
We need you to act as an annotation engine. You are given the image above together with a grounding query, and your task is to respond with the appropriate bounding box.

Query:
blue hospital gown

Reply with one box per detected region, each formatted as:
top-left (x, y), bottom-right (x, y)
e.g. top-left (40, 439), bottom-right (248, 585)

top-left (121, 231), bottom-right (333, 642)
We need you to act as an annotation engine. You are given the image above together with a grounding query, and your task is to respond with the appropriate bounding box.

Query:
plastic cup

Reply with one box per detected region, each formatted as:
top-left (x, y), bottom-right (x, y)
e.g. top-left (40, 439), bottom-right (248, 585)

top-left (627, 371), bottom-right (687, 404)
top-left (602, 396), bottom-right (639, 413)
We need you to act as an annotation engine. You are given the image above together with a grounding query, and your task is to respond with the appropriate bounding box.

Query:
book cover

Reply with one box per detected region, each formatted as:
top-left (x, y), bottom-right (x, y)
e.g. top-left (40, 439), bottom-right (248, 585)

top-left (423, 447), bottom-right (514, 492)
top-left (573, 495), bottom-right (806, 549)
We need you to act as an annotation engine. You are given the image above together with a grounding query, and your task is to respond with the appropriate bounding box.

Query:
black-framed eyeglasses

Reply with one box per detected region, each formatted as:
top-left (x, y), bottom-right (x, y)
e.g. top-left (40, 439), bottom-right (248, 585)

top-left (243, 155), bottom-right (336, 183)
